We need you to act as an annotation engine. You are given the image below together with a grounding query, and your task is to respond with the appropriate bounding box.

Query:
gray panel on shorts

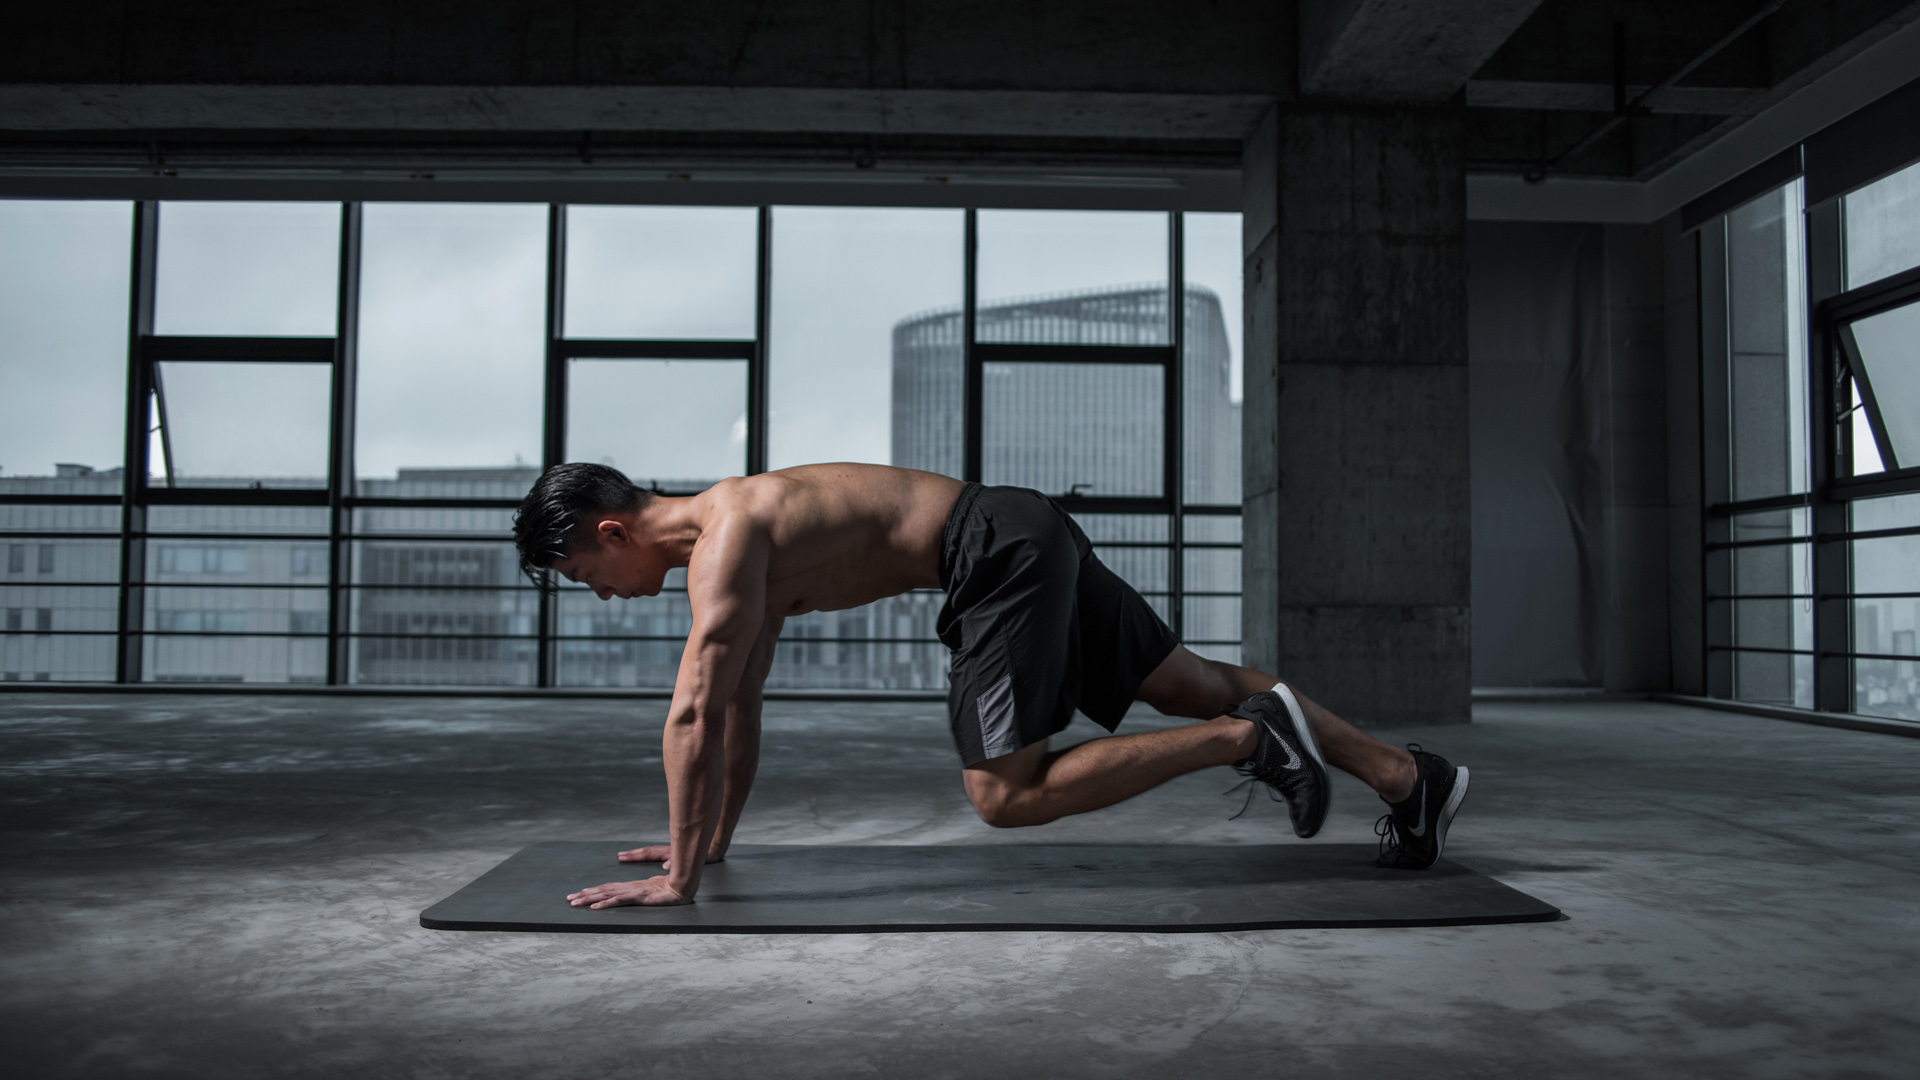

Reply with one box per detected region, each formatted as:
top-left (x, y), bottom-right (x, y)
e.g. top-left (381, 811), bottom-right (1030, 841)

top-left (976, 672), bottom-right (1021, 760)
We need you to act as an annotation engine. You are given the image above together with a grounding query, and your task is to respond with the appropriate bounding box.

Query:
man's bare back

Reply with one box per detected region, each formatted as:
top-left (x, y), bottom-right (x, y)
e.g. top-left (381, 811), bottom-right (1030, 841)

top-left (550, 463), bottom-right (963, 618)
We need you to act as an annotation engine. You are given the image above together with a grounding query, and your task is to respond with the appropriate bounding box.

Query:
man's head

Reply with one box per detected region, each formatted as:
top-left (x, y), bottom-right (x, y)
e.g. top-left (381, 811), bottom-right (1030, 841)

top-left (513, 463), bottom-right (658, 596)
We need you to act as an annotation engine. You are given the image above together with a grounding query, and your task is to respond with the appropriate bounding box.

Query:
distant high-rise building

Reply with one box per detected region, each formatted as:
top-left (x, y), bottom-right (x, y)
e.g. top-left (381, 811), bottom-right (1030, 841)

top-left (891, 284), bottom-right (1241, 504)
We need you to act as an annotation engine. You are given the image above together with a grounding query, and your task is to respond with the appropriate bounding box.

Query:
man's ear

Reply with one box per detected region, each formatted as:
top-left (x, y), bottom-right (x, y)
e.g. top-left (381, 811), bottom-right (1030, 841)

top-left (596, 518), bottom-right (629, 545)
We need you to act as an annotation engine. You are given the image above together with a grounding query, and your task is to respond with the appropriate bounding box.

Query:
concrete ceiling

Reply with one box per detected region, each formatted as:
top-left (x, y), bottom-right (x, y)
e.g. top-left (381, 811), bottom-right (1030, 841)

top-left (1, 0), bottom-right (1916, 189)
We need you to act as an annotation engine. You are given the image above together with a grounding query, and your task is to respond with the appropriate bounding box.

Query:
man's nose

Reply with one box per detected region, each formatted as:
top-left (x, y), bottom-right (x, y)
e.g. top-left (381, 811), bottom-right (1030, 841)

top-left (596, 586), bottom-right (613, 600)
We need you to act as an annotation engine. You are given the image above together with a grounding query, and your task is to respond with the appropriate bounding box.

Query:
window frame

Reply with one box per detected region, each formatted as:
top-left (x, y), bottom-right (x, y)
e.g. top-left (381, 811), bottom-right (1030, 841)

top-left (0, 198), bottom-right (1244, 689)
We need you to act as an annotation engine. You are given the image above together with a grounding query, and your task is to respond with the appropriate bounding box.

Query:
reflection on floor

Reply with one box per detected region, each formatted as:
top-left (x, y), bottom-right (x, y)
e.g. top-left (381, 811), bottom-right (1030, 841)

top-left (3, 693), bottom-right (1917, 1078)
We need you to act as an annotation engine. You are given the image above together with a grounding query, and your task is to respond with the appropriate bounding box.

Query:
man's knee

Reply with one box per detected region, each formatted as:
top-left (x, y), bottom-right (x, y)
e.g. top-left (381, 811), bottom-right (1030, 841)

top-left (962, 751), bottom-right (1054, 828)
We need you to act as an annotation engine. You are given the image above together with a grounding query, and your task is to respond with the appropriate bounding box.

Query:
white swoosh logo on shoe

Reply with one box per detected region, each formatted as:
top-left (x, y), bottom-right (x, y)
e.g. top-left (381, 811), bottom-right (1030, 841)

top-left (1262, 718), bottom-right (1304, 770)
top-left (1406, 781), bottom-right (1429, 837)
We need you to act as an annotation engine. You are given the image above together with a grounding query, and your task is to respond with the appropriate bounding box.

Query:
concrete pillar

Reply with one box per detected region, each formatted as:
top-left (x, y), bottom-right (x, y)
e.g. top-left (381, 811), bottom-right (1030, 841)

top-left (1240, 103), bottom-right (1471, 726)
top-left (1662, 215), bottom-right (1704, 694)
top-left (1600, 222), bottom-right (1673, 691)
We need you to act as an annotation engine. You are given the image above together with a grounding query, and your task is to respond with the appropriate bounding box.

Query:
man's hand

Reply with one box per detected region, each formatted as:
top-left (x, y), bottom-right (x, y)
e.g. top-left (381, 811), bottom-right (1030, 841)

top-left (566, 876), bottom-right (690, 909)
top-left (616, 844), bottom-right (725, 871)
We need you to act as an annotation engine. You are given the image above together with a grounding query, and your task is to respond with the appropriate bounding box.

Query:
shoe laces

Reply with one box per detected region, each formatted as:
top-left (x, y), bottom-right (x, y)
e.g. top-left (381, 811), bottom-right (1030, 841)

top-left (1222, 762), bottom-right (1285, 821)
top-left (1374, 810), bottom-right (1408, 864)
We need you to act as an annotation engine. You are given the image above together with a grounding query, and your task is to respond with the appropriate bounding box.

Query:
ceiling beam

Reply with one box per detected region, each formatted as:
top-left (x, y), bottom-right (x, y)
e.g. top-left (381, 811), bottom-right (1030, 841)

top-left (1465, 80), bottom-right (1762, 115)
top-left (1299, 0), bottom-right (1549, 102)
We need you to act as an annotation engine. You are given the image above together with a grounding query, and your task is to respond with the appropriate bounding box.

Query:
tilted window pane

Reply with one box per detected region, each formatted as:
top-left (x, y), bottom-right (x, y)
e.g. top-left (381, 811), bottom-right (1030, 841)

top-left (0, 200), bottom-right (130, 494)
top-left (154, 202), bottom-right (340, 336)
top-left (1726, 183), bottom-right (1809, 501)
top-left (1849, 378), bottom-right (1886, 476)
top-left (983, 363), bottom-right (1164, 498)
top-left (152, 361), bottom-right (331, 488)
top-left (356, 203), bottom-right (546, 494)
top-left (1846, 300), bottom-right (1920, 470)
top-left (768, 207), bottom-right (964, 472)
top-left (1844, 159), bottom-right (1920, 290)
top-left (976, 210), bottom-right (1168, 344)
top-left (567, 359), bottom-right (746, 490)
top-left (564, 205), bottom-right (757, 340)
top-left (1182, 212), bottom-right (1243, 505)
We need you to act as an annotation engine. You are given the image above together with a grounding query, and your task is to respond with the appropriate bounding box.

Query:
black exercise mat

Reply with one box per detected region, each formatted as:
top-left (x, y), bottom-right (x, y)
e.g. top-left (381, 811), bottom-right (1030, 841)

top-left (421, 842), bottom-right (1559, 933)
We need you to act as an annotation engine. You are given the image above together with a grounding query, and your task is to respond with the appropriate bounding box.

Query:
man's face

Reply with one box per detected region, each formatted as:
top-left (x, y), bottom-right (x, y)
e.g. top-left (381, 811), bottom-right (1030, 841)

top-left (550, 520), bottom-right (667, 601)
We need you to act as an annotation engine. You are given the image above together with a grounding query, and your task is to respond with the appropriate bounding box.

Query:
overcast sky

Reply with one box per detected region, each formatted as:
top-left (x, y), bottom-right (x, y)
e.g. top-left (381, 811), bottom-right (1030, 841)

top-left (0, 199), bottom-right (1241, 484)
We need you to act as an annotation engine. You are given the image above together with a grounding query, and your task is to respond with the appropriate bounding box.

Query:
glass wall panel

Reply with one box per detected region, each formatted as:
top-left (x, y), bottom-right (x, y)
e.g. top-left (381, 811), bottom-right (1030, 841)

top-left (356, 203), bottom-right (546, 497)
top-left (152, 361), bottom-right (331, 487)
top-left (555, 568), bottom-right (689, 688)
top-left (2, 535), bottom-right (119, 682)
top-left (770, 592), bottom-right (948, 691)
top-left (564, 206), bottom-right (757, 340)
top-left (145, 636), bottom-right (326, 684)
top-left (982, 363), bottom-right (1163, 498)
top-left (566, 359), bottom-right (746, 490)
top-left (0, 505), bottom-right (120, 533)
top-left (768, 207), bottom-right (964, 472)
top-left (353, 508), bottom-right (515, 537)
top-left (1734, 650), bottom-right (1812, 708)
top-left (147, 505), bottom-right (330, 535)
top-left (0, 200), bottom-right (130, 494)
top-left (976, 211), bottom-right (1168, 344)
top-left (1844, 159), bottom-right (1920, 290)
top-left (1726, 183), bottom-right (1809, 501)
top-left (1182, 212), bottom-right (1243, 505)
top-left (154, 202), bottom-right (340, 336)
top-left (348, 539), bottom-right (536, 687)
top-left (1846, 300), bottom-right (1920, 469)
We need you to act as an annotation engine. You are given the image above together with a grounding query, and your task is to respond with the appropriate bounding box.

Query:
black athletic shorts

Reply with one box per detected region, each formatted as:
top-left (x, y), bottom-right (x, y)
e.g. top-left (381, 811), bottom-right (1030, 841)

top-left (937, 483), bottom-right (1181, 767)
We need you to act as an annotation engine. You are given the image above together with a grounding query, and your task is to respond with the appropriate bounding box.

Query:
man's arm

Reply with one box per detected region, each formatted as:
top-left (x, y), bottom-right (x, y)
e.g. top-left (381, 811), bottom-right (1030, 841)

top-left (617, 614), bottom-right (782, 869)
top-left (568, 510), bottom-right (768, 910)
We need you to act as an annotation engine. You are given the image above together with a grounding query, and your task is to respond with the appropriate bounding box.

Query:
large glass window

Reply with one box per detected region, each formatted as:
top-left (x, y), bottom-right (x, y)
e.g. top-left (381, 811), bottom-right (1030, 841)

top-left (150, 360), bottom-right (332, 488)
top-left (976, 210), bottom-right (1169, 343)
top-left (1726, 182), bottom-right (1809, 502)
top-left (564, 206), bottom-right (757, 340)
top-left (1853, 493), bottom-right (1920, 721)
top-left (1182, 212), bottom-right (1243, 508)
top-left (566, 358), bottom-right (748, 489)
top-left (355, 203), bottom-right (546, 499)
top-left (768, 207), bottom-right (965, 472)
top-left (1844, 160), bottom-right (1920, 290)
top-left (982, 362), bottom-right (1164, 497)
top-left (0, 197), bottom-right (1244, 689)
top-left (0, 201), bottom-right (131, 496)
top-left (154, 202), bottom-right (340, 337)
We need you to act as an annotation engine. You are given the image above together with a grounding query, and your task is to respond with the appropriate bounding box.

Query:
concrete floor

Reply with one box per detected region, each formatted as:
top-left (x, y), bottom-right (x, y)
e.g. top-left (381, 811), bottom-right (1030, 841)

top-left (2, 692), bottom-right (1917, 1078)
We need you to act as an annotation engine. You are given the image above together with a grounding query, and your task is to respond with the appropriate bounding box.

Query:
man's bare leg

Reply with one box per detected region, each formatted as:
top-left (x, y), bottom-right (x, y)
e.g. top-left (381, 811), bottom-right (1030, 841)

top-left (961, 646), bottom-right (1416, 828)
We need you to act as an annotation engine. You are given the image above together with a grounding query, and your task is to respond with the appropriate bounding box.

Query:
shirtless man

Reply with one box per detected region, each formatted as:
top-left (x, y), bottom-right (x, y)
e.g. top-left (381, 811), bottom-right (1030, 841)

top-left (510, 462), bottom-right (1469, 909)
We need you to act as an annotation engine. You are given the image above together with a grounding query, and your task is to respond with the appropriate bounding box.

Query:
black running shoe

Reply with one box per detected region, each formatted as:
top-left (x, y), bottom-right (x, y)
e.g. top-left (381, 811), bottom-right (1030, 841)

top-left (1227, 683), bottom-right (1331, 838)
top-left (1374, 745), bottom-right (1469, 870)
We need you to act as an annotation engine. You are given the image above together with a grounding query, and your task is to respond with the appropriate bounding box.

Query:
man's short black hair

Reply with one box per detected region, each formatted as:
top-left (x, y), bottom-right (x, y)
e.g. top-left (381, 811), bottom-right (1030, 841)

top-left (513, 463), bottom-right (651, 589)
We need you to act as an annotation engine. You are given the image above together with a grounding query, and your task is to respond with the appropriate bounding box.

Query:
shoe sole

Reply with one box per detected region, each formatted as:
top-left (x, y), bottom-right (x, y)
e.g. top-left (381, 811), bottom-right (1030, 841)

top-left (1270, 683), bottom-right (1331, 838)
top-left (1429, 765), bottom-right (1470, 865)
